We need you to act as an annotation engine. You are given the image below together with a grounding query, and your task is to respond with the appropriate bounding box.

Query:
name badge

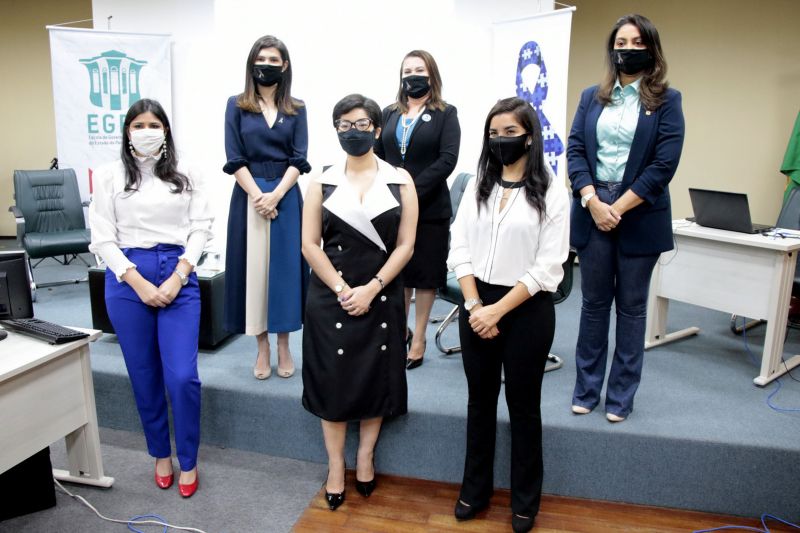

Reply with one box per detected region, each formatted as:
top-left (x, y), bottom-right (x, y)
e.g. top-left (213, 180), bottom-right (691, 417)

top-left (421, 113), bottom-right (431, 122)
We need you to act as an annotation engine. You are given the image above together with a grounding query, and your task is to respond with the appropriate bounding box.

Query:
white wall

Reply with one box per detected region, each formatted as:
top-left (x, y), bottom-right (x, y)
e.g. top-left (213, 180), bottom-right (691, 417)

top-left (92, 0), bottom-right (554, 254)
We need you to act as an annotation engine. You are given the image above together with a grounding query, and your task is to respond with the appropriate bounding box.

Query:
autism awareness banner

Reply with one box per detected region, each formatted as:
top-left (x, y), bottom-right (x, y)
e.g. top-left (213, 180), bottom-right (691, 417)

top-left (492, 7), bottom-right (574, 180)
top-left (48, 27), bottom-right (172, 199)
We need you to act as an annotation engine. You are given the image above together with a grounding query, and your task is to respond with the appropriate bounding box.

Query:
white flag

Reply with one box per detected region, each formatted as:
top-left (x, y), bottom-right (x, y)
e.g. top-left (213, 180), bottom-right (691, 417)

top-left (48, 27), bottom-right (172, 199)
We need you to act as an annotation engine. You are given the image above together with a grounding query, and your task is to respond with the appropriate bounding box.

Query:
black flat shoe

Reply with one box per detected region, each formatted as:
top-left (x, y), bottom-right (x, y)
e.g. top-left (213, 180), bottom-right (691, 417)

top-left (355, 477), bottom-right (376, 497)
top-left (454, 499), bottom-right (485, 521)
top-left (325, 489), bottom-right (345, 510)
top-left (512, 513), bottom-right (535, 532)
top-left (405, 356), bottom-right (424, 370)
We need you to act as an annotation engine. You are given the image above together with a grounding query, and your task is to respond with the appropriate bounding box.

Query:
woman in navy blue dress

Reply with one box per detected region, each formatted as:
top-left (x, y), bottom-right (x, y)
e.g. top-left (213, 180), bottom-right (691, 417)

top-left (223, 35), bottom-right (311, 380)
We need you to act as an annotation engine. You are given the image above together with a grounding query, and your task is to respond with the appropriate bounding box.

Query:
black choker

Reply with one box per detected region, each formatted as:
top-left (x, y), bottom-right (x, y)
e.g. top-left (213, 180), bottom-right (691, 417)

top-left (500, 179), bottom-right (525, 189)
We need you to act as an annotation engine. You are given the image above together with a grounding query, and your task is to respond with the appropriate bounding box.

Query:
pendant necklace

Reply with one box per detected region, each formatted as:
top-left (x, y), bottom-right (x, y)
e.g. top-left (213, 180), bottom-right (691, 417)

top-left (400, 106), bottom-right (425, 156)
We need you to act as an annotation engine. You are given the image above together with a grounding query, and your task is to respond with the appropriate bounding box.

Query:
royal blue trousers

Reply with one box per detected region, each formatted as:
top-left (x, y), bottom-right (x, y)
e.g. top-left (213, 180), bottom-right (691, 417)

top-left (105, 244), bottom-right (201, 471)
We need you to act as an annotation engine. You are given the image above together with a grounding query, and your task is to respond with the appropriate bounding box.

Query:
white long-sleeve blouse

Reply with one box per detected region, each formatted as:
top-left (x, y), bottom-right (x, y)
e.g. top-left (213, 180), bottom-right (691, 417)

top-left (446, 175), bottom-right (570, 296)
top-left (89, 158), bottom-right (214, 280)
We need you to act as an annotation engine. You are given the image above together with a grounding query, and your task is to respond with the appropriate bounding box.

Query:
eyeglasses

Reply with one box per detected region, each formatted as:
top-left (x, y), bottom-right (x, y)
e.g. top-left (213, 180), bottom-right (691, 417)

top-left (334, 118), bottom-right (373, 133)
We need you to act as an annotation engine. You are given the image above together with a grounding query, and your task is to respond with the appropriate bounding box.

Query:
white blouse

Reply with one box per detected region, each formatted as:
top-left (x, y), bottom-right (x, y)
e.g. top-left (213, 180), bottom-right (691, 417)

top-left (89, 158), bottom-right (214, 280)
top-left (447, 175), bottom-right (570, 296)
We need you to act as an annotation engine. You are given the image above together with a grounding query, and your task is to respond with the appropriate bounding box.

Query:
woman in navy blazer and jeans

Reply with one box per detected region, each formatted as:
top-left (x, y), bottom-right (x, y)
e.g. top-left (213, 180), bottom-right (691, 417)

top-left (567, 13), bottom-right (684, 422)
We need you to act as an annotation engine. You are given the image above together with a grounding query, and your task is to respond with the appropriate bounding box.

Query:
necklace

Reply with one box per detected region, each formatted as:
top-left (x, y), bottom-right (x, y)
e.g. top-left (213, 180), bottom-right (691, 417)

top-left (399, 106), bottom-right (425, 156)
top-left (500, 178), bottom-right (525, 189)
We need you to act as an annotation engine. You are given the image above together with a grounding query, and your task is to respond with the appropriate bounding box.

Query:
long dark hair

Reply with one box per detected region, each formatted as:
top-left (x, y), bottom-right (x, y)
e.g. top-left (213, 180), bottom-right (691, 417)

top-left (236, 35), bottom-right (302, 115)
top-left (390, 50), bottom-right (447, 114)
top-left (476, 97), bottom-right (549, 219)
top-left (597, 13), bottom-right (669, 111)
top-left (121, 98), bottom-right (190, 194)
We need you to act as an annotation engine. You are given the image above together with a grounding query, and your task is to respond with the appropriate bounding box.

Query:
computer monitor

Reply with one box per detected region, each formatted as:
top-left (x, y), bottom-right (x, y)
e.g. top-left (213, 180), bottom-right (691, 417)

top-left (0, 251), bottom-right (34, 319)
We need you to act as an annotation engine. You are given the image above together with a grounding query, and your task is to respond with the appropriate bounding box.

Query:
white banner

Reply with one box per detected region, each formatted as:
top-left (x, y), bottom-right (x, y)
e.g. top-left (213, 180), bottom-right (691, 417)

top-left (492, 8), bottom-right (574, 180)
top-left (48, 27), bottom-right (172, 199)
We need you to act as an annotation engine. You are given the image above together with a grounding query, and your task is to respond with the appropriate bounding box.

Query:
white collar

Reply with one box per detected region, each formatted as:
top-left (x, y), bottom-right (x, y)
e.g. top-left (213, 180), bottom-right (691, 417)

top-left (319, 156), bottom-right (407, 252)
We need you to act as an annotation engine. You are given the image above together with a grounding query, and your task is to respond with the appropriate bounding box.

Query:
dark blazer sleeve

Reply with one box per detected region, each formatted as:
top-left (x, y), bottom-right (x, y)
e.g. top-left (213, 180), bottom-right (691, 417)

top-left (566, 87), bottom-right (597, 197)
top-left (413, 105), bottom-right (461, 203)
top-left (223, 96), bottom-right (249, 175)
top-left (629, 89), bottom-right (685, 205)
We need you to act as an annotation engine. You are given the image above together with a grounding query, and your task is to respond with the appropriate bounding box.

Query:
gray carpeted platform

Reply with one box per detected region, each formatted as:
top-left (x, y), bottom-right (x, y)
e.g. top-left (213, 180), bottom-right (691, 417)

top-left (17, 256), bottom-right (800, 521)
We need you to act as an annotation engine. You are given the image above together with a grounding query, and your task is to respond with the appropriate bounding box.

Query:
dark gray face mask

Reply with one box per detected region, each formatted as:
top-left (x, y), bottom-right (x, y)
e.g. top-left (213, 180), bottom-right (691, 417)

top-left (253, 64), bottom-right (283, 87)
top-left (613, 48), bottom-right (654, 75)
top-left (402, 75), bottom-right (430, 98)
top-left (338, 129), bottom-right (374, 156)
top-left (489, 134), bottom-right (529, 166)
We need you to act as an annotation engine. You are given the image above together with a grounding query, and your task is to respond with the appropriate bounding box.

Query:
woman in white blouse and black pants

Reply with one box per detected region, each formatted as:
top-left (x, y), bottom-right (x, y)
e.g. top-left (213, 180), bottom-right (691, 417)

top-left (447, 97), bottom-right (569, 533)
top-left (89, 99), bottom-right (213, 498)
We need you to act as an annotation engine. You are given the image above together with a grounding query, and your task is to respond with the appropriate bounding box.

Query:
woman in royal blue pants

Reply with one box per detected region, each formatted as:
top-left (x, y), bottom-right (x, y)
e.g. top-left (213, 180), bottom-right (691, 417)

top-left (89, 98), bottom-right (213, 498)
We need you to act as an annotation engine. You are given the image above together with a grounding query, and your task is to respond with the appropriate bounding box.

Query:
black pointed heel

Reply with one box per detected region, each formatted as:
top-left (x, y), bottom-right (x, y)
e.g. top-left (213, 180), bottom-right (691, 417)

top-left (355, 477), bottom-right (376, 497)
top-left (325, 489), bottom-right (346, 510)
top-left (324, 468), bottom-right (346, 511)
top-left (356, 456), bottom-right (377, 497)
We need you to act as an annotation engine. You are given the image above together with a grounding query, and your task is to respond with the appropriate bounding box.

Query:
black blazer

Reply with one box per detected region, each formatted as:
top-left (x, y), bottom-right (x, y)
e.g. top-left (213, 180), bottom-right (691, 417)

top-left (375, 104), bottom-right (460, 222)
top-left (567, 85), bottom-right (685, 256)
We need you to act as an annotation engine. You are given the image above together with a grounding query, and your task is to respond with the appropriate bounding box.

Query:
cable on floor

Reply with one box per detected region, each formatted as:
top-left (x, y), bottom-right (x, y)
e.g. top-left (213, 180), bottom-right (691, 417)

top-left (692, 512), bottom-right (800, 532)
top-left (54, 479), bottom-right (208, 533)
top-left (740, 317), bottom-right (800, 413)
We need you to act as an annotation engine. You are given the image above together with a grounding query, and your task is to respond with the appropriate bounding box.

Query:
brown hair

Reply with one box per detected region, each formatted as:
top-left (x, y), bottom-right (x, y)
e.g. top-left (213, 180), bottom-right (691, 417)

top-left (236, 35), bottom-right (303, 115)
top-left (390, 50), bottom-right (446, 114)
top-left (596, 14), bottom-right (669, 111)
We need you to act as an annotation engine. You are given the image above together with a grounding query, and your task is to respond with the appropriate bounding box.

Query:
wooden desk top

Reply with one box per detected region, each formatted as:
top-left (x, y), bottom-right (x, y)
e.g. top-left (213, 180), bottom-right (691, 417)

top-left (0, 327), bottom-right (101, 383)
top-left (672, 219), bottom-right (800, 252)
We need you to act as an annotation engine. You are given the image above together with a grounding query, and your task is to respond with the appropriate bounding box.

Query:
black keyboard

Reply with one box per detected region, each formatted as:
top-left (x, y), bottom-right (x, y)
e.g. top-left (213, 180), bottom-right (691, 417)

top-left (1, 318), bottom-right (89, 344)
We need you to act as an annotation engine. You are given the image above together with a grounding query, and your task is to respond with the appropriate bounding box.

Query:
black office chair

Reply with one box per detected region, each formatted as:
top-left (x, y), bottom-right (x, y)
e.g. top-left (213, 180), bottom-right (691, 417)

top-left (730, 186), bottom-right (800, 334)
top-left (9, 169), bottom-right (92, 291)
top-left (433, 172), bottom-right (576, 372)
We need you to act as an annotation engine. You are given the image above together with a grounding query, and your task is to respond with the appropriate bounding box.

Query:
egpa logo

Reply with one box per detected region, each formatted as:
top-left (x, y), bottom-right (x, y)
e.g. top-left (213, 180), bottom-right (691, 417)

top-left (79, 50), bottom-right (148, 111)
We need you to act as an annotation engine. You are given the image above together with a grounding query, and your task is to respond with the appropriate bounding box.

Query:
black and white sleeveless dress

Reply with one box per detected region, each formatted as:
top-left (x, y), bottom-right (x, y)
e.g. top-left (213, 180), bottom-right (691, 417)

top-left (302, 157), bottom-right (409, 422)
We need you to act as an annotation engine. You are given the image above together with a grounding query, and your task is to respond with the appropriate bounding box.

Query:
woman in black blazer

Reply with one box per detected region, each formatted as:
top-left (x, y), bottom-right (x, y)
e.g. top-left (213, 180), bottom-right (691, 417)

top-left (375, 49), bottom-right (460, 370)
top-left (567, 14), bottom-right (685, 422)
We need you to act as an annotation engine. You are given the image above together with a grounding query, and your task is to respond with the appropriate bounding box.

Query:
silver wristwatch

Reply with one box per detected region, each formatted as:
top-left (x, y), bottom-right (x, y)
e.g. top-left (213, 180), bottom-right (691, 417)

top-left (580, 191), bottom-right (596, 208)
top-left (464, 298), bottom-right (483, 312)
top-left (174, 269), bottom-right (189, 286)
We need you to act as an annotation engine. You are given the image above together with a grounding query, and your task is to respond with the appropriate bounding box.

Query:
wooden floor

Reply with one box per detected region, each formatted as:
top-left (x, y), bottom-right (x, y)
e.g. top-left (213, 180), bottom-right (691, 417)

top-left (292, 471), bottom-right (797, 532)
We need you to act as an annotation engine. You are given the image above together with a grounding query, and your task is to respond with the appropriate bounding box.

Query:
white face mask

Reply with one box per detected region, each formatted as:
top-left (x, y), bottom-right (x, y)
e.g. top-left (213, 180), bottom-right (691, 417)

top-left (129, 129), bottom-right (166, 158)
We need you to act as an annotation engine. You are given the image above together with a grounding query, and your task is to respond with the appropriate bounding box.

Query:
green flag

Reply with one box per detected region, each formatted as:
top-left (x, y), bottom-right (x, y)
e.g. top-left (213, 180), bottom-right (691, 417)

top-left (782, 111), bottom-right (800, 201)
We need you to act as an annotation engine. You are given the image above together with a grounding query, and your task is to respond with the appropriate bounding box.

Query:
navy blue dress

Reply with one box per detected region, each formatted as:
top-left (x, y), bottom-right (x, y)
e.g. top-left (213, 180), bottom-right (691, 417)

top-left (222, 95), bottom-right (310, 334)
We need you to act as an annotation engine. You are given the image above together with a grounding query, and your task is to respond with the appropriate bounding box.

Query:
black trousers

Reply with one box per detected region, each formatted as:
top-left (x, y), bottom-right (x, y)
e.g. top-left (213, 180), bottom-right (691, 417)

top-left (458, 280), bottom-right (554, 516)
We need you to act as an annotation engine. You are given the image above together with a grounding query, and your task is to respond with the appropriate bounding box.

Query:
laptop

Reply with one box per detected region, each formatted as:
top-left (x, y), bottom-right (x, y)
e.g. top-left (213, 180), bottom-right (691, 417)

top-left (688, 188), bottom-right (773, 234)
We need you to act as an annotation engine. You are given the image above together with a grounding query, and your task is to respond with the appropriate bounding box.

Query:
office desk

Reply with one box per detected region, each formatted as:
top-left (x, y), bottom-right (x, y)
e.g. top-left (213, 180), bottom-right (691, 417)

top-left (645, 221), bottom-right (800, 386)
top-left (0, 328), bottom-right (114, 487)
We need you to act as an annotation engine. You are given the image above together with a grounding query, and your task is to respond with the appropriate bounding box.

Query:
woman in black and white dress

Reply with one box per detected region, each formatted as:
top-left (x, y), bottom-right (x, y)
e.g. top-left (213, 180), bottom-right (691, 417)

top-left (301, 94), bottom-right (418, 510)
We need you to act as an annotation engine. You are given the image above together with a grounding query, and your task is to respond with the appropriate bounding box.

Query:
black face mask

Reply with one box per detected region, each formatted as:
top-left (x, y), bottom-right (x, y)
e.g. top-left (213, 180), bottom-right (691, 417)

top-left (253, 64), bottom-right (283, 87)
top-left (489, 134), bottom-right (529, 166)
top-left (402, 75), bottom-right (430, 99)
top-left (613, 48), bottom-right (654, 75)
top-left (338, 129), bottom-right (375, 157)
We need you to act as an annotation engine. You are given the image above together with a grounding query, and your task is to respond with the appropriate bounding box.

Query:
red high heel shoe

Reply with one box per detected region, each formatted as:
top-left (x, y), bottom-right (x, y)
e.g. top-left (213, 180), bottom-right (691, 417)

top-left (154, 464), bottom-right (174, 490)
top-left (178, 470), bottom-right (199, 498)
